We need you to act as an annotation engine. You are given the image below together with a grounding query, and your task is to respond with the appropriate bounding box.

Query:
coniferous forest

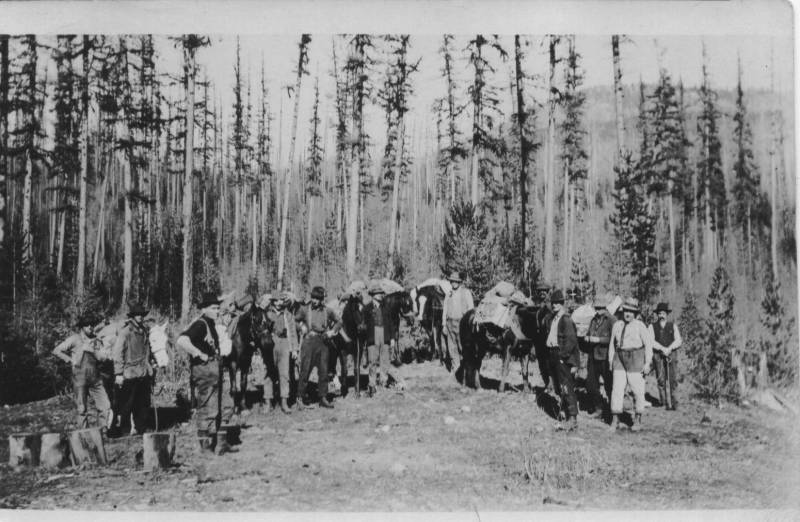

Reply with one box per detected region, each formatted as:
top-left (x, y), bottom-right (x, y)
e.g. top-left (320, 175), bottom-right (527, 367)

top-left (0, 34), bottom-right (796, 405)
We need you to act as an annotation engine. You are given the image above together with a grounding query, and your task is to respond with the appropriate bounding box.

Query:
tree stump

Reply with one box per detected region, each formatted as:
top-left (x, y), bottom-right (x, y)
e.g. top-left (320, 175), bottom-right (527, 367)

top-left (142, 432), bottom-right (176, 471)
top-left (8, 433), bottom-right (41, 468)
top-left (68, 428), bottom-right (107, 466)
top-left (40, 432), bottom-right (71, 469)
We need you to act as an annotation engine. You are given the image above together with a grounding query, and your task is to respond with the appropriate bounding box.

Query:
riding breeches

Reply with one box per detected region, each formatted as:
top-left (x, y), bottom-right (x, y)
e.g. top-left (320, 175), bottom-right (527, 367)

top-left (548, 349), bottom-right (578, 418)
top-left (444, 318), bottom-right (462, 367)
top-left (73, 366), bottom-right (111, 429)
top-left (192, 361), bottom-right (233, 435)
top-left (610, 369), bottom-right (646, 414)
top-left (297, 335), bottom-right (329, 401)
top-left (264, 337), bottom-right (291, 400)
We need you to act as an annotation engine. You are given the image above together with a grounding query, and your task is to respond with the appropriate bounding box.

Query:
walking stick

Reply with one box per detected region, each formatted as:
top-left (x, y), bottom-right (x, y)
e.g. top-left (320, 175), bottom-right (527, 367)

top-left (663, 354), bottom-right (673, 410)
top-left (355, 337), bottom-right (361, 399)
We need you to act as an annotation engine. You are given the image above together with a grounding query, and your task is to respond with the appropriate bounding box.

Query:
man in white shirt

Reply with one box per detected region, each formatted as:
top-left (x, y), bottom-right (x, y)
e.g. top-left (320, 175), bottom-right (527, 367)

top-left (608, 297), bottom-right (653, 432)
top-left (442, 271), bottom-right (474, 372)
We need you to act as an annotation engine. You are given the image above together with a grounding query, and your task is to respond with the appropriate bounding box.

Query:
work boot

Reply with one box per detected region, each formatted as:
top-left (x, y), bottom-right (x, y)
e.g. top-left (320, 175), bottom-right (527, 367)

top-left (319, 397), bottom-right (334, 409)
top-left (296, 399), bottom-right (307, 411)
top-left (567, 416), bottom-right (578, 431)
top-left (280, 398), bottom-right (291, 415)
top-left (631, 413), bottom-right (643, 432)
top-left (198, 431), bottom-right (216, 454)
top-left (609, 414), bottom-right (620, 432)
top-left (368, 385), bottom-right (376, 398)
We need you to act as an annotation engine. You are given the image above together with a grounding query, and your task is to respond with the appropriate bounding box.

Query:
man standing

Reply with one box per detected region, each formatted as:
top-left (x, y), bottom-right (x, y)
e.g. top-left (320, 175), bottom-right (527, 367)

top-left (649, 302), bottom-right (682, 410)
top-left (532, 284), bottom-right (553, 391)
top-left (53, 312), bottom-right (112, 430)
top-left (177, 292), bottom-right (232, 453)
top-left (442, 271), bottom-right (474, 372)
top-left (112, 302), bottom-right (153, 436)
top-left (295, 286), bottom-right (341, 409)
top-left (608, 297), bottom-right (653, 432)
top-left (584, 292), bottom-right (617, 419)
top-left (546, 289), bottom-right (580, 431)
top-left (262, 292), bottom-right (292, 414)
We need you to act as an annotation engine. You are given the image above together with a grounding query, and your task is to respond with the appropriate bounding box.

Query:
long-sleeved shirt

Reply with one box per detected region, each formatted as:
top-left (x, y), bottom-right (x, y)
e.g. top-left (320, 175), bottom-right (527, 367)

top-left (608, 319), bottom-right (653, 368)
top-left (113, 320), bottom-right (152, 379)
top-left (53, 331), bottom-right (106, 368)
top-left (585, 310), bottom-right (615, 361)
top-left (444, 286), bottom-right (475, 321)
top-left (295, 304), bottom-right (341, 335)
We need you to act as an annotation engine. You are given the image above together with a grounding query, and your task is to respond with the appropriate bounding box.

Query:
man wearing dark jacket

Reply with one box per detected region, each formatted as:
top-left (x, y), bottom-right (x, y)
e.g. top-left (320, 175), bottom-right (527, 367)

top-left (112, 302), bottom-right (154, 436)
top-left (532, 284), bottom-right (554, 391)
top-left (295, 286), bottom-right (341, 409)
top-left (584, 292), bottom-right (617, 419)
top-left (546, 290), bottom-right (580, 431)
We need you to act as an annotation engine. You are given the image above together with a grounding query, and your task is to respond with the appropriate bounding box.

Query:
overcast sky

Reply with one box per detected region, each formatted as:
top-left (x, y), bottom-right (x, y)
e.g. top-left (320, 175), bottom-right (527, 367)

top-left (0, 0), bottom-right (794, 170)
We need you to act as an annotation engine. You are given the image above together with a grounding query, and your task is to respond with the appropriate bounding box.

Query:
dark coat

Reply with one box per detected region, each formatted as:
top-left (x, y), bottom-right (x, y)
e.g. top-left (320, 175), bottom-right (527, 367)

top-left (556, 314), bottom-right (580, 366)
top-left (362, 300), bottom-right (390, 346)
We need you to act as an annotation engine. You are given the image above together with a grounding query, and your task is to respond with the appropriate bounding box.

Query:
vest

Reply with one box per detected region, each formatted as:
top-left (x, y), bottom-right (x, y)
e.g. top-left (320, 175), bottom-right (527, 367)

top-left (652, 321), bottom-right (675, 348)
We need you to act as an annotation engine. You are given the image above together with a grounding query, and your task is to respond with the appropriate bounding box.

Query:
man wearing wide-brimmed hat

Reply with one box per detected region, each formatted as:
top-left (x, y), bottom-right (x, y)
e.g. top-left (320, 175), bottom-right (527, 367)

top-left (442, 271), bottom-right (474, 372)
top-left (295, 286), bottom-right (341, 409)
top-left (648, 302), bottom-right (682, 410)
top-left (54, 311), bottom-right (112, 430)
top-left (177, 292), bottom-right (233, 453)
top-left (262, 291), bottom-right (292, 414)
top-left (531, 283), bottom-right (554, 390)
top-left (112, 302), bottom-right (154, 436)
top-left (362, 282), bottom-right (390, 397)
top-left (545, 289), bottom-right (580, 431)
top-left (584, 292), bottom-right (617, 419)
top-left (608, 297), bottom-right (654, 432)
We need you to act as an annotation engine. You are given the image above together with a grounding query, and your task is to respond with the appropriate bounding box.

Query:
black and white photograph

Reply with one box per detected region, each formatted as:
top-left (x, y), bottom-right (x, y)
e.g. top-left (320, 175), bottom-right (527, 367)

top-left (0, 0), bottom-right (797, 515)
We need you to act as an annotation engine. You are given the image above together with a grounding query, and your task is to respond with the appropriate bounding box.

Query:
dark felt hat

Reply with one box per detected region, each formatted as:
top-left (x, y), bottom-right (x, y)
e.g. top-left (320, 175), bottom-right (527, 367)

top-left (127, 302), bottom-right (149, 317)
top-left (550, 289), bottom-right (565, 304)
top-left (655, 302), bottom-right (672, 313)
top-left (197, 292), bottom-right (223, 309)
top-left (310, 286), bottom-right (326, 300)
top-left (76, 312), bottom-right (102, 328)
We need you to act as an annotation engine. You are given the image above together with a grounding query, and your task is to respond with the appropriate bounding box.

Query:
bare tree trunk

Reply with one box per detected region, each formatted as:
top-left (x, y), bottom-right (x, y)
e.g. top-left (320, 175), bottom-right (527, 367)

top-left (668, 186), bottom-right (677, 294)
top-left (562, 165), bottom-right (569, 289)
top-left (76, 36), bottom-right (90, 298)
top-left (770, 140), bottom-right (778, 280)
top-left (122, 159), bottom-right (133, 305)
top-left (277, 36), bottom-right (309, 291)
top-left (180, 40), bottom-right (196, 320)
top-left (611, 35), bottom-right (626, 158)
top-left (543, 36), bottom-right (558, 284)
top-left (251, 192), bottom-right (258, 274)
top-left (0, 35), bottom-right (8, 248)
top-left (514, 35), bottom-right (531, 291)
top-left (388, 119), bottom-right (405, 259)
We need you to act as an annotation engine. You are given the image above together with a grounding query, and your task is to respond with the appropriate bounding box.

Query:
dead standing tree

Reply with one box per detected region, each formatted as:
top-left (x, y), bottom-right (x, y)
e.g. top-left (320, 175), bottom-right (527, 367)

top-left (276, 34), bottom-right (310, 290)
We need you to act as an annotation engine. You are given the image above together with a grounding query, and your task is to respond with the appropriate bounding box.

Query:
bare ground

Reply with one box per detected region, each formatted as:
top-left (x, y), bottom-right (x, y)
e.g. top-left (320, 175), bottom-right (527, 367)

top-left (1, 357), bottom-right (799, 511)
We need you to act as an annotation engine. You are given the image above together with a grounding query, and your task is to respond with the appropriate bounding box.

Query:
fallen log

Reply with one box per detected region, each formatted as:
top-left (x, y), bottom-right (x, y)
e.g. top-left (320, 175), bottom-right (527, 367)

top-left (142, 432), bottom-right (176, 471)
top-left (68, 428), bottom-right (107, 466)
top-left (9, 433), bottom-right (42, 468)
top-left (39, 432), bottom-right (71, 469)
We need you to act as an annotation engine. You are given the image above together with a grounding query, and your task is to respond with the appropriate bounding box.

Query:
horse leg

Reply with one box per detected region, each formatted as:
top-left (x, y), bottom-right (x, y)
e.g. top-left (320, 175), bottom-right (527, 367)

top-left (522, 352), bottom-right (531, 394)
top-left (499, 344), bottom-right (511, 394)
top-left (354, 340), bottom-right (361, 399)
top-left (338, 343), bottom-right (348, 397)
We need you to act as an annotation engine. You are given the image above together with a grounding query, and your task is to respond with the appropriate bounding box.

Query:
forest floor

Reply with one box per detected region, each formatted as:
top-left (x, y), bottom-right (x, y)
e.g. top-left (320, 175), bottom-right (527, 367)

top-left (0, 351), bottom-right (799, 512)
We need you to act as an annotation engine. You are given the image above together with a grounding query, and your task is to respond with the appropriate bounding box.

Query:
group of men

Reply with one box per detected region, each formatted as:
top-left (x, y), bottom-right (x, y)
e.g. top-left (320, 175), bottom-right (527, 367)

top-left (53, 302), bottom-right (157, 438)
top-left (532, 286), bottom-right (682, 432)
top-left (53, 272), bottom-right (683, 455)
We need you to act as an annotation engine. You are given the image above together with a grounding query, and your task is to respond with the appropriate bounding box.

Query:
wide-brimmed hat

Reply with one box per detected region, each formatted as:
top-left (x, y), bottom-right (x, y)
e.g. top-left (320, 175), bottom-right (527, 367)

top-left (76, 312), bottom-right (102, 328)
top-left (368, 283), bottom-right (386, 296)
top-left (447, 271), bottom-right (462, 283)
top-left (550, 289), bottom-right (565, 304)
top-left (197, 292), bottom-right (223, 309)
top-left (256, 293), bottom-right (275, 309)
top-left (654, 302), bottom-right (672, 314)
top-left (127, 302), bottom-right (149, 317)
top-left (535, 283), bottom-right (551, 293)
top-left (593, 292), bottom-right (614, 309)
top-left (235, 294), bottom-right (253, 310)
top-left (310, 286), bottom-right (326, 300)
top-left (621, 297), bottom-right (640, 313)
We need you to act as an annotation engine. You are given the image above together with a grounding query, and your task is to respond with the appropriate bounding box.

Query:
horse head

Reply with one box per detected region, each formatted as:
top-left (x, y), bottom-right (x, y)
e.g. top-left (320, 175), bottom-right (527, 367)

top-left (340, 294), bottom-right (366, 344)
top-left (248, 305), bottom-right (273, 349)
top-left (148, 320), bottom-right (170, 368)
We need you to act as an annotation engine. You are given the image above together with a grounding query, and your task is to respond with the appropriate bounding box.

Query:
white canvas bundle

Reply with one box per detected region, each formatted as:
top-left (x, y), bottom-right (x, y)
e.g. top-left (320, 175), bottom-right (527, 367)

top-left (216, 324), bottom-right (232, 357)
top-left (148, 321), bottom-right (170, 367)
